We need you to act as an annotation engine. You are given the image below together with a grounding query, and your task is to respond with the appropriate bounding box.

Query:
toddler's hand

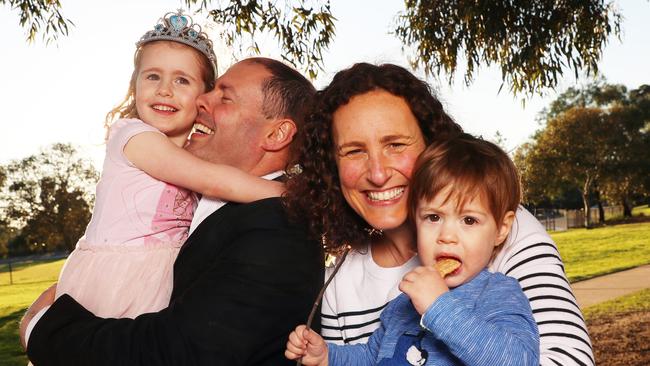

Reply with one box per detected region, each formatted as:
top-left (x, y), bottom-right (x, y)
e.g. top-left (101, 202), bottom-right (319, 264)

top-left (399, 266), bottom-right (449, 315)
top-left (285, 325), bottom-right (328, 366)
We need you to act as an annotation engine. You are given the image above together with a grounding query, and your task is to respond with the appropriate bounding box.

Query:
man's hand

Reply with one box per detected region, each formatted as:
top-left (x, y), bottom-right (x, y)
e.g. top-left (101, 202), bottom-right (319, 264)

top-left (285, 325), bottom-right (328, 366)
top-left (399, 266), bottom-right (449, 315)
top-left (19, 283), bottom-right (57, 350)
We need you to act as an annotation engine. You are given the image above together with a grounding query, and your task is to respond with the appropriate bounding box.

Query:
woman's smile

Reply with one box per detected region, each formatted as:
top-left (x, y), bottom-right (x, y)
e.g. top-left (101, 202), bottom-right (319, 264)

top-left (365, 186), bottom-right (406, 203)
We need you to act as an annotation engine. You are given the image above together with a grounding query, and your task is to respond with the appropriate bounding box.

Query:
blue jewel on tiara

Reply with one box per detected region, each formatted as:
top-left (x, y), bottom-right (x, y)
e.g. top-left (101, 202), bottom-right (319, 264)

top-left (136, 9), bottom-right (217, 73)
top-left (169, 14), bottom-right (189, 31)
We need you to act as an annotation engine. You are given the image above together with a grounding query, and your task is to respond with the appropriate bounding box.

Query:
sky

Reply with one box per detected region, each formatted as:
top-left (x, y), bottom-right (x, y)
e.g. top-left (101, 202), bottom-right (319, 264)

top-left (1, 0), bottom-right (649, 169)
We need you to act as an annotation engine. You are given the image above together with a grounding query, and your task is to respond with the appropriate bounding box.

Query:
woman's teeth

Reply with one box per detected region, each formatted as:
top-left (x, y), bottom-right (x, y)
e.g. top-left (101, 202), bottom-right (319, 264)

top-left (367, 187), bottom-right (404, 201)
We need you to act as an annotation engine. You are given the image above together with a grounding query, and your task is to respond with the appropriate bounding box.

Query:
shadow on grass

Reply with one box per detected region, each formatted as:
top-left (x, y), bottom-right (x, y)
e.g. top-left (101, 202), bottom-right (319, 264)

top-left (0, 309), bottom-right (28, 366)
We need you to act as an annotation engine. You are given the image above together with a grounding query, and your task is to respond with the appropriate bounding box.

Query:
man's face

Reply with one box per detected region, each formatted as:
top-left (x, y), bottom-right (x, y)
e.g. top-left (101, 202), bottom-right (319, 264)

top-left (185, 61), bottom-right (271, 172)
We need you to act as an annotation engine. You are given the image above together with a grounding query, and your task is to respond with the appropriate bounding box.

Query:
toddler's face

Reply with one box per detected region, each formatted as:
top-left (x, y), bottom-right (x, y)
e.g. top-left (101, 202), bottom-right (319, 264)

top-left (414, 186), bottom-right (514, 288)
top-left (135, 41), bottom-right (205, 146)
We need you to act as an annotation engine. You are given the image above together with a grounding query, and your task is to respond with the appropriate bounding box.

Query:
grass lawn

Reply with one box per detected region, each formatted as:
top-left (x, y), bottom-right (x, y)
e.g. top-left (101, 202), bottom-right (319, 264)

top-left (0, 259), bottom-right (64, 366)
top-left (583, 288), bottom-right (650, 320)
top-left (632, 204), bottom-right (650, 217)
top-left (551, 221), bottom-right (650, 282)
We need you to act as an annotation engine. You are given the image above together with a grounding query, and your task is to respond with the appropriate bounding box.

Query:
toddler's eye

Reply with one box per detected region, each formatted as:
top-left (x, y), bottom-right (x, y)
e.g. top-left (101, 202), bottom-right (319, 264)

top-left (146, 73), bottom-right (159, 81)
top-left (426, 214), bottom-right (440, 222)
top-left (463, 217), bottom-right (478, 225)
top-left (176, 77), bottom-right (190, 85)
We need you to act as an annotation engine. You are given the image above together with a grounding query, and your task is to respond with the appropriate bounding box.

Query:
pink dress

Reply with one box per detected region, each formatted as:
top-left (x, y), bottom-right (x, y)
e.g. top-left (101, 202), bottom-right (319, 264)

top-left (56, 118), bottom-right (197, 318)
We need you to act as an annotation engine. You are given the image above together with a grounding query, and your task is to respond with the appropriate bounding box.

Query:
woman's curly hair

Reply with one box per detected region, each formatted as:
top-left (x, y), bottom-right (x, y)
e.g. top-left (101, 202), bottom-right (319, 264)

top-left (284, 63), bottom-right (463, 253)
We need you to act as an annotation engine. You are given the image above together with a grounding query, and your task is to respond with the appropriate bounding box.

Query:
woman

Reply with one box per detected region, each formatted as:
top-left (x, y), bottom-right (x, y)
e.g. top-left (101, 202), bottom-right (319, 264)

top-left (285, 63), bottom-right (593, 366)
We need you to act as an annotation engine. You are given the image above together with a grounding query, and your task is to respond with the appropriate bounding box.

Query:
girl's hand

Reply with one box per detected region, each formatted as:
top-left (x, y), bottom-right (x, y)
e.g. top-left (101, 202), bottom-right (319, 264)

top-left (285, 325), bottom-right (329, 366)
top-left (399, 266), bottom-right (449, 315)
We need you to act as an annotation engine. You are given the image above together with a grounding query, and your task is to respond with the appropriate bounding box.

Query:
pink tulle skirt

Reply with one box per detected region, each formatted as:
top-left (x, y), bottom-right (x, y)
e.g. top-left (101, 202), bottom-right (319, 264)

top-left (56, 239), bottom-right (181, 318)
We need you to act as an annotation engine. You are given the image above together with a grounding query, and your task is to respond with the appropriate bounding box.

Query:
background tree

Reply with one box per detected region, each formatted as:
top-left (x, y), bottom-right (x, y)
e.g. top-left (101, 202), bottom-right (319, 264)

top-left (516, 107), bottom-right (612, 227)
top-left (0, 143), bottom-right (98, 254)
top-left (2, 0), bottom-right (72, 43)
top-left (597, 86), bottom-right (650, 216)
top-left (394, 0), bottom-right (621, 95)
top-left (7, 0), bottom-right (622, 95)
top-left (542, 81), bottom-right (650, 216)
top-left (517, 82), bottom-right (650, 225)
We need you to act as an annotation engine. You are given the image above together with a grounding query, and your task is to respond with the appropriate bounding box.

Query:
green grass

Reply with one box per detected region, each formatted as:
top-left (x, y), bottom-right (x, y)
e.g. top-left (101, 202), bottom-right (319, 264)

top-left (0, 259), bottom-right (63, 366)
top-left (0, 259), bottom-right (63, 286)
top-left (584, 288), bottom-right (650, 321)
top-left (551, 221), bottom-right (650, 282)
top-left (632, 204), bottom-right (650, 217)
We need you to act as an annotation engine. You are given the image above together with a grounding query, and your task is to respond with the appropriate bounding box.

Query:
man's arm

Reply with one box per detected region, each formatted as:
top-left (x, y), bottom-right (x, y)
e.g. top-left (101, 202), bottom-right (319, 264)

top-left (27, 200), bottom-right (323, 365)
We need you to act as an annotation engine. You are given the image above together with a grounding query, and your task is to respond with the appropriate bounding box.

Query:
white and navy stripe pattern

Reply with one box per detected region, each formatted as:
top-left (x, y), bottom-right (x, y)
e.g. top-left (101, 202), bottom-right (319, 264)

top-left (321, 207), bottom-right (594, 366)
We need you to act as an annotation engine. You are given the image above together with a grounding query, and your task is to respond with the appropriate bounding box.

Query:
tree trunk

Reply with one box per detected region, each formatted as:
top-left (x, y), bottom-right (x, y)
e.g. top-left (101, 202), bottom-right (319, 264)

top-left (582, 177), bottom-right (592, 228)
top-left (622, 197), bottom-right (633, 217)
top-left (581, 191), bottom-right (591, 228)
top-left (595, 190), bottom-right (605, 223)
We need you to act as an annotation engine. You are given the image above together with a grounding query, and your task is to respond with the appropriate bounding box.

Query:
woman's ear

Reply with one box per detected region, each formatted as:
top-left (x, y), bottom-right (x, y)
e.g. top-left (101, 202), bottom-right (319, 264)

top-left (495, 211), bottom-right (516, 246)
top-left (262, 119), bottom-right (297, 152)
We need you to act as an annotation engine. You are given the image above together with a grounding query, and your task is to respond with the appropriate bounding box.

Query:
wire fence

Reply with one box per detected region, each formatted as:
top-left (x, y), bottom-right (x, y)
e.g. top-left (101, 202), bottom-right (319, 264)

top-left (0, 252), bottom-right (67, 286)
top-left (532, 205), bottom-right (624, 232)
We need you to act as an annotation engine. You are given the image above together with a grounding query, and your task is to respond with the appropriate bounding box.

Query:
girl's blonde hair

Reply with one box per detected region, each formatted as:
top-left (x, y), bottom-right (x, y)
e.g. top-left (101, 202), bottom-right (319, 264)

top-left (104, 40), bottom-right (216, 138)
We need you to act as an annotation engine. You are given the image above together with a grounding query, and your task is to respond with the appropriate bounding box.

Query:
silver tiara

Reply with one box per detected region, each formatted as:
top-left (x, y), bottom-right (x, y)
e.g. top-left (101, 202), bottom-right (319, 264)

top-left (137, 9), bottom-right (218, 72)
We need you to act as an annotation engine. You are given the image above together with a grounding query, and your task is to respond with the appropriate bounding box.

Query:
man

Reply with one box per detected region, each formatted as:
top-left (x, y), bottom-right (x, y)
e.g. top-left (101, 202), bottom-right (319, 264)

top-left (21, 58), bottom-right (324, 365)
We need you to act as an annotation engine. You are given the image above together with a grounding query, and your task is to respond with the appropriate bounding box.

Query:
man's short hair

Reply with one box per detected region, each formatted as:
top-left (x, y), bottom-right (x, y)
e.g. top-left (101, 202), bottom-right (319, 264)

top-left (245, 57), bottom-right (315, 129)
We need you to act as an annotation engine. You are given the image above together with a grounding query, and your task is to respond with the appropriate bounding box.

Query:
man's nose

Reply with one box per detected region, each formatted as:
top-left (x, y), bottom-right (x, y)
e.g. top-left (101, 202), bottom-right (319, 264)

top-left (196, 89), bottom-right (217, 112)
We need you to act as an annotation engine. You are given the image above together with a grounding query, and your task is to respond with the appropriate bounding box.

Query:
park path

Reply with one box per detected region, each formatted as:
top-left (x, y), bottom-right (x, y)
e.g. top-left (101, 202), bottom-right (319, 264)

top-left (571, 264), bottom-right (650, 309)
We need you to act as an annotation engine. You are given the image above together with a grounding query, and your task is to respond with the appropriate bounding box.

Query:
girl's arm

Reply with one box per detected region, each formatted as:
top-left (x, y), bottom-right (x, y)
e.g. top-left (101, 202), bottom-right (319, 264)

top-left (124, 131), bottom-right (284, 201)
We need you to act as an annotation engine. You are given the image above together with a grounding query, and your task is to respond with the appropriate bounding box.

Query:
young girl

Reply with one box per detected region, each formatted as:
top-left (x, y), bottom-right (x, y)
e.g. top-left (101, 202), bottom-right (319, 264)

top-left (286, 133), bottom-right (540, 365)
top-left (54, 10), bottom-right (284, 319)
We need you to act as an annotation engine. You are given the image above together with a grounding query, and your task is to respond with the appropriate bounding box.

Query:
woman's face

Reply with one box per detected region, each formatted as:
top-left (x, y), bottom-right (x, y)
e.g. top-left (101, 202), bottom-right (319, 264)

top-left (333, 89), bottom-right (426, 231)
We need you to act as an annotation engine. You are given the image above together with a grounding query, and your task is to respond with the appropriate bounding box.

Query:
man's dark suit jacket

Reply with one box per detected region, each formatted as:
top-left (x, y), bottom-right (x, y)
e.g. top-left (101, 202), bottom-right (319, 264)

top-left (27, 197), bottom-right (324, 365)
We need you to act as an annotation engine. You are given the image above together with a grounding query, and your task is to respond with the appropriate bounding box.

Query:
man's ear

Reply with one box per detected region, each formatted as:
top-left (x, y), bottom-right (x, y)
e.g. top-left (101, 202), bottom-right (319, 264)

top-left (262, 119), bottom-right (297, 152)
top-left (495, 210), bottom-right (516, 246)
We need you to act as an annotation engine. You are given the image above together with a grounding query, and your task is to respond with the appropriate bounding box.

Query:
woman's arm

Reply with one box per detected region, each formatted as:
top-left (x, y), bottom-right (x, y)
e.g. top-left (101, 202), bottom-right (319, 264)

top-left (490, 207), bottom-right (594, 366)
top-left (124, 131), bottom-right (284, 201)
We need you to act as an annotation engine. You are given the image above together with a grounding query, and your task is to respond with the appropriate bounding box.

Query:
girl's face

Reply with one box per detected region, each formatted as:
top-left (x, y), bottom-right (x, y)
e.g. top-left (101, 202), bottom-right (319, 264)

top-left (414, 186), bottom-right (514, 288)
top-left (135, 41), bottom-right (205, 146)
top-left (333, 89), bottom-right (426, 231)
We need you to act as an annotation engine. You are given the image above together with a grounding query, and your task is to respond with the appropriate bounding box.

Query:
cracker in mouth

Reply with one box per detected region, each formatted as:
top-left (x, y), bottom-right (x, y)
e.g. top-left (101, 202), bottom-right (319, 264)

top-left (435, 258), bottom-right (461, 277)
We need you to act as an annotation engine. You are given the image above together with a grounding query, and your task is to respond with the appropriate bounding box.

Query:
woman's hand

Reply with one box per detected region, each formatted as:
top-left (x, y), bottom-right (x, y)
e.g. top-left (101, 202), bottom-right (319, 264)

top-left (285, 324), bottom-right (329, 366)
top-left (399, 266), bottom-right (449, 315)
top-left (19, 283), bottom-right (57, 350)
